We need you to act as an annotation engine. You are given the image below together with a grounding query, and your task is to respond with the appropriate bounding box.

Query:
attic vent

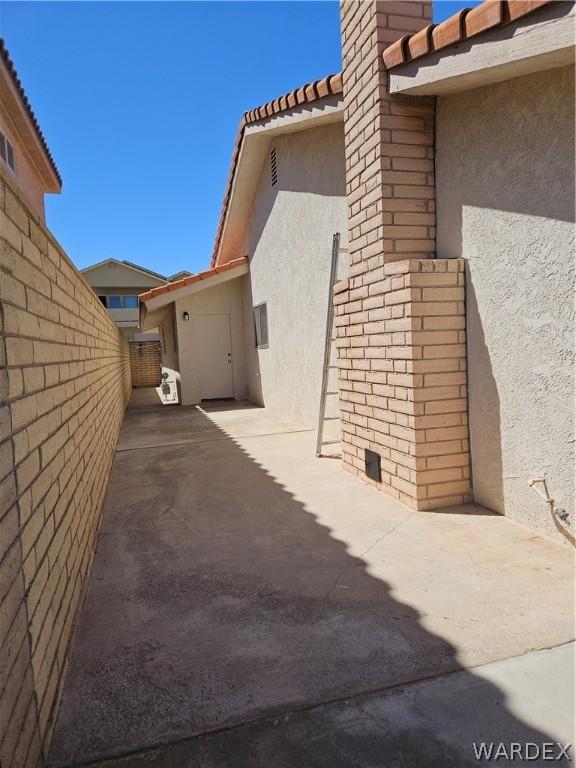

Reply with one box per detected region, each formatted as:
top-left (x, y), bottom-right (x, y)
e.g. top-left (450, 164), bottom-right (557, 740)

top-left (270, 147), bottom-right (277, 186)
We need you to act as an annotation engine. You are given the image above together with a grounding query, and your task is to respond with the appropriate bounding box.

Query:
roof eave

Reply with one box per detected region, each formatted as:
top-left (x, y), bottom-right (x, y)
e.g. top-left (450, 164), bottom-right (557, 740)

top-left (0, 38), bottom-right (62, 189)
top-left (387, 1), bottom-right (574, 96)
top-left (211, 72), bottom-right (344, 268)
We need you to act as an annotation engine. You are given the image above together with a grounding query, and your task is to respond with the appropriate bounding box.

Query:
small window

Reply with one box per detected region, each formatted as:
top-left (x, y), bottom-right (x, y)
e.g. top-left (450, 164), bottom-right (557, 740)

top-left (6, 139), bottom-right (14, 172)
top-left (0, 130), bottom-right (15, 172)
top-left (123, 295), bottom-right (139, 309)
top-left (254, 303), bottom-right (268, 348)
top-left (98, 295), bottom-right (108, 307)
top-left (107, 295), bottom-right (122, 309)
top-left (270, 147), bottom-right (277, 187)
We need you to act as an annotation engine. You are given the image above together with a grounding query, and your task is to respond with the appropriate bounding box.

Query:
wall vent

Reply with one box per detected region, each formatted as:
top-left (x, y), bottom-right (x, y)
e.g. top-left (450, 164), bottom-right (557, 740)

top-left (270, 147), bottom-right (278, 186)
top-left (365, 449), bottom-right (381, 482)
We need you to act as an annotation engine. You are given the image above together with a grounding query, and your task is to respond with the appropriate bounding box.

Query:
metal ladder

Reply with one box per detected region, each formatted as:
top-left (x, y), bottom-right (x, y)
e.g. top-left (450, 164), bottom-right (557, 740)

top-left (316, 233), bottom-right (346, 457)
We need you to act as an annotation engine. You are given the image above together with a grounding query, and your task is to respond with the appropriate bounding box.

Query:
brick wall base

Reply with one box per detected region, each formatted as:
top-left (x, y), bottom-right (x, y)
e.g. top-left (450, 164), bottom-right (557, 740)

top-left (336, 258), bottom-right (472, 510)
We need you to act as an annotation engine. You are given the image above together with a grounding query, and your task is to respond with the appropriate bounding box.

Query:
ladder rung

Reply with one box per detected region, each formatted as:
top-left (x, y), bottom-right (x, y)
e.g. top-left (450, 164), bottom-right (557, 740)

top-left (320, 439), bottom-right (341, 446)
top-left (322, 416), bottom-right (339, 421)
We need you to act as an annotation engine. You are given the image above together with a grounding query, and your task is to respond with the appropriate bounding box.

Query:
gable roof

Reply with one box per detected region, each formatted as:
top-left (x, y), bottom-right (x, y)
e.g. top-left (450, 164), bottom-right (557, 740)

top-left (81, 258), bottom-right (168, 282)
top-left (139, 256), bottom-right (249, 303)
top-left (210, 72), bottom-right (343, 267)
top-left (0, 38), bottom-right (62, 187)
top-left (382, 0), bottom-right (552, 70)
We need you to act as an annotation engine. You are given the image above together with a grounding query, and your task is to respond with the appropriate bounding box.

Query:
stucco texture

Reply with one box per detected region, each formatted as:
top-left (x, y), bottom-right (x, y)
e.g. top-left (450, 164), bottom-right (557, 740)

top-left (243, 122), bottom-right (348, 428)
top-left (436, 65), bottom-right (575, 541)
top-left (175, 277), bottom-right (247, 405)
top-left (0, 112), bottom-right (46, 220)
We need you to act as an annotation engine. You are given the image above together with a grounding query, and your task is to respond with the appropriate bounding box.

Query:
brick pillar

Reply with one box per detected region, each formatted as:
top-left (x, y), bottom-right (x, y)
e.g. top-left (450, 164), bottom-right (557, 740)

top-left (341, 0), bottom-right (435, 272)
top-left (337, 1), bottom-right (472, 510)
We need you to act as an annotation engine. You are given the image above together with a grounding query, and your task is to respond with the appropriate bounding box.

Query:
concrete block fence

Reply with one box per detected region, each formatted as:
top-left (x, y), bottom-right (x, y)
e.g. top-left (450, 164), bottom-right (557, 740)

top-left (0, 166), bottom-right (131, 767)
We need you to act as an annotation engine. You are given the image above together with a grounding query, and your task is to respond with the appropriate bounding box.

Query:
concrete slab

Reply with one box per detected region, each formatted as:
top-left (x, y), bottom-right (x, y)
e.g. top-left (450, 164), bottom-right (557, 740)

top-left (49, 402), bottom-right (575, 767)
top-left (61, 644), bottom-right (576, 768)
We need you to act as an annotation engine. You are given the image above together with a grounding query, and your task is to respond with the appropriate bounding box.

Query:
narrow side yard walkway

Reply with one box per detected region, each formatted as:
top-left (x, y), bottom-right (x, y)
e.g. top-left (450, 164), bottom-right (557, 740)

top-left (49, 396), bottom-right (574, 767)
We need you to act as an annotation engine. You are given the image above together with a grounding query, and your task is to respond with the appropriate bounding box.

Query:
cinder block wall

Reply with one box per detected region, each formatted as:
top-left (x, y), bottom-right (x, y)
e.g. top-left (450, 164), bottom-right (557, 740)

top-left (0, 167), bottom-right (132, 767)
top-left (129, 340), bottom-right (161, 388)
top-left (338, 1), bottom-right (471, 509)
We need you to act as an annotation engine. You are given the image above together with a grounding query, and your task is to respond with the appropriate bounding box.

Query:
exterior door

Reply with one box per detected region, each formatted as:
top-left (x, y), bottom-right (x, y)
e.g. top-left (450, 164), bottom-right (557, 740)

top-left (194, 314), bottom-right (234, 399)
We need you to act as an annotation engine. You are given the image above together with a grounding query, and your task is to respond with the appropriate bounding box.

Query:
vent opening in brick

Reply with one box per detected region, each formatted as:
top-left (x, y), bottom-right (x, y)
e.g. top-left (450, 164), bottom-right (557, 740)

top-left (270, 147), bottom-right (277, 186)
top-left (365, 449), bottom-right (381, 482)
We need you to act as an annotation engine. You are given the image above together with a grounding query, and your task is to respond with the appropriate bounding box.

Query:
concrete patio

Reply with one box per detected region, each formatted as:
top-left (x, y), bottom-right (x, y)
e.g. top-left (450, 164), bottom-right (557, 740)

top-left (48, 396), bottom-right (575, 767)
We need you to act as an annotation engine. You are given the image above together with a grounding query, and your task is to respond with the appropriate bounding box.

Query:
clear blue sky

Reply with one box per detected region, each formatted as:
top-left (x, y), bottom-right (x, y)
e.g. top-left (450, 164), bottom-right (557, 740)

top-left (0, 1), bottom-right (473, 276)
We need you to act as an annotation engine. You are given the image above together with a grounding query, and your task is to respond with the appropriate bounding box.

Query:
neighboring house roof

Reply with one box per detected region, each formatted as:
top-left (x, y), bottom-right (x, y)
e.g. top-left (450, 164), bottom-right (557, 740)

top-left (120, 260), bottom-right (168, 280)
top-left (81, 258), bottom-right (168, 283)
top-left (382, 0), bottom-right (552, 69)
top-left (210, 72), bottom-right (343, 267)
top-left (0, 37), bottom-right (62, 186)
top-left (168, 270), bottom-right (193, 281)
top-left (139, 256), bottom-right (249, 303)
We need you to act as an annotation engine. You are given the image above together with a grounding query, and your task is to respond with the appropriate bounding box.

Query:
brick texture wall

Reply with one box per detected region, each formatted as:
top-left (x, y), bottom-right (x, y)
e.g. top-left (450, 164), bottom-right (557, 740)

top-left (341, 0), bottom-right (435, 280)
top-left (338, 1), bottom-right (472, 509)
top-left (0, 167), bottom-right (131, 767)
top-left (336, 259), bottom-right (472, 509)
top-left (129, 340), bottom-right (161, 388)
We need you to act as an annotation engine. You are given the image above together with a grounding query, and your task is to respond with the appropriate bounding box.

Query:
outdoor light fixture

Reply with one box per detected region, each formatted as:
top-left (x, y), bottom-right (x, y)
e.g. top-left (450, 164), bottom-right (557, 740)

top-left (182, 312), bottom-right (190, 321)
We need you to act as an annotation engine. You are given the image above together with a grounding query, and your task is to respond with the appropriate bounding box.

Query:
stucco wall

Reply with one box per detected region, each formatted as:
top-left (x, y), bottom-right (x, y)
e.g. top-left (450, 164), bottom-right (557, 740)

top-left (243, 122), bottom-right (348, 428)
top-left (0, 112), bottom-right (46, 222)
top-left (175, 277), bottom-right (247, 405)
top-left (436, 65), bottom-right (575, 540)
top-left (82, 262), bottom-right (165, 290)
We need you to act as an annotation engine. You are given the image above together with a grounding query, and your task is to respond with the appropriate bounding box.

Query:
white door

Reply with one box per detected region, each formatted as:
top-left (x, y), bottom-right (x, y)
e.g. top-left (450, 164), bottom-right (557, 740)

top-left (194, 314), bottom-right (234, 399)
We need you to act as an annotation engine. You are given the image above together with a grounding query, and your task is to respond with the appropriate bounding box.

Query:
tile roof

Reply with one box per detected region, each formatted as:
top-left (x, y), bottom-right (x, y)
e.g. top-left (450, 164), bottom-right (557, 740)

top-left (139, 256), bottom-right (249, 303)
top-left (0, 38), bottom-right (62, 186)
top-left (382, 0), bottom-right (553, 70)
top-left (210, 72), bottom-right (343, 267)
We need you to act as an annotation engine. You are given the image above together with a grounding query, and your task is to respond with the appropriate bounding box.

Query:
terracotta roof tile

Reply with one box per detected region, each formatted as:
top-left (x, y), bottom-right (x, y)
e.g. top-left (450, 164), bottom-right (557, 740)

top-left (407, 25), bottom-right (435, 60)
top-left (465, 0), bottom-right (503, 38)
top-left (0, 38), bottom-right (62, 186)
top-left (211, 72), bottom-right (343, 267)
top-left (139, 256), bottom-right (249, 303)
top-left (432, 8), bottom-right (468, 51)
top-left (382, 0), bottom-right (554, 70)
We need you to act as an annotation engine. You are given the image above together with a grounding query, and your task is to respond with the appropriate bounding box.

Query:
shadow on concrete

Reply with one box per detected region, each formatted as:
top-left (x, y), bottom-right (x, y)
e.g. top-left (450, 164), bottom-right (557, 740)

top-left (48, 405), bottom-right (569, 768)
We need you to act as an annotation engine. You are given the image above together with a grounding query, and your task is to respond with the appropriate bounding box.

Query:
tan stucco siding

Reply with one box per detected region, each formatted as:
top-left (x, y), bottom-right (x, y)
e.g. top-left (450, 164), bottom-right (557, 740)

top-left (175, 277), bottom-right (247, 405)
top-left (0, 111), bottom-right (46, 221)
top-left (243, 122), bottom-right (348, 428)
top-left (83, 262), bottom-right (165, 290)
top-left (436, 65), bottom-right (575, 540)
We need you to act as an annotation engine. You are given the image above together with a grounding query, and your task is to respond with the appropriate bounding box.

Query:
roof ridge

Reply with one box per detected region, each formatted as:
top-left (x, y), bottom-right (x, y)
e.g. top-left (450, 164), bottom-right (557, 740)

top-left (382, 0), bottom-right (553, 70)
top-left (0, 37), bottom-right (62, 186)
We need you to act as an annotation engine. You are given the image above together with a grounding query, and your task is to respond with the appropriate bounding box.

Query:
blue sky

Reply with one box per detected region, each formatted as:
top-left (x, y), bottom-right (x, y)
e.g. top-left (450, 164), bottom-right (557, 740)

top-left (0, 1), bottom-right (473, 276)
